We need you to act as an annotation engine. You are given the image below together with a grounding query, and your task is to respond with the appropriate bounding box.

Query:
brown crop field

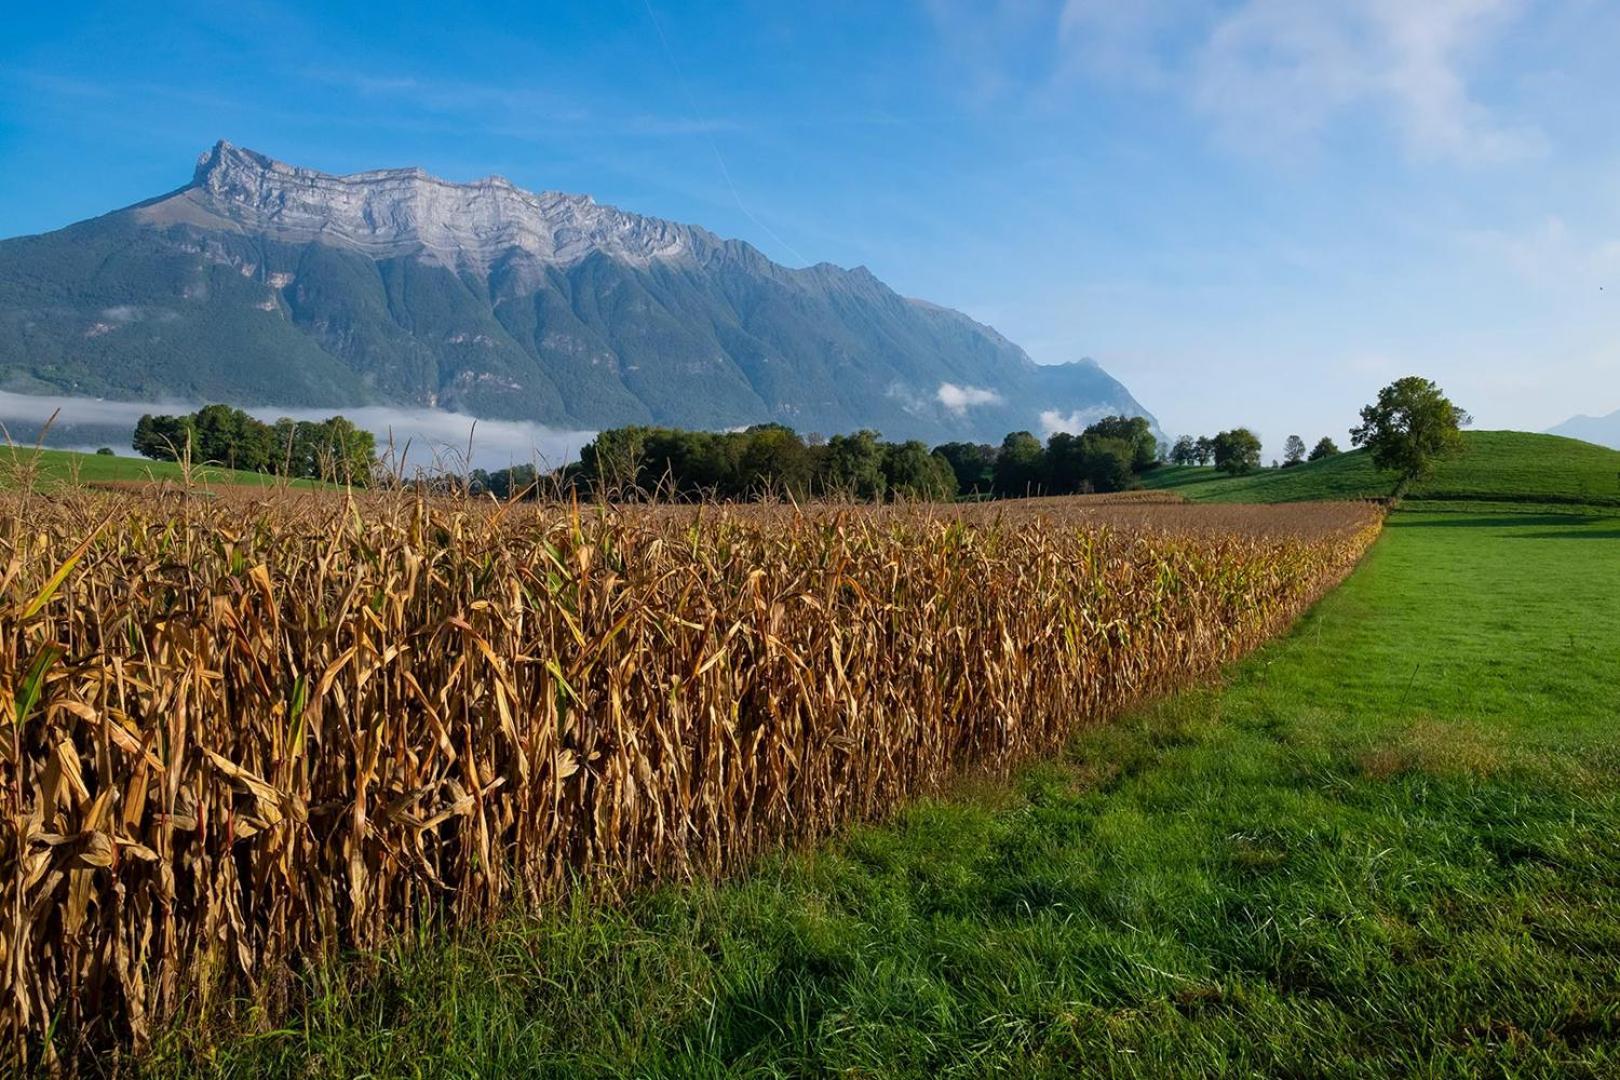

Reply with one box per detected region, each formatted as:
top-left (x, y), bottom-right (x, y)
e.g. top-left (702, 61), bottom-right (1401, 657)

top-left (0, 488), bottom-right (1381, 1067)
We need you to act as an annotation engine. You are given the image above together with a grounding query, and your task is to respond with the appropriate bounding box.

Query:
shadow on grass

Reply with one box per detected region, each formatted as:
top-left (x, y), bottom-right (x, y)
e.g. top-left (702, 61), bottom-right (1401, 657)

top-left (1508, 529), bottom-right (1620, 541)
top-left (1389, 514), bottom-right (1604, 530)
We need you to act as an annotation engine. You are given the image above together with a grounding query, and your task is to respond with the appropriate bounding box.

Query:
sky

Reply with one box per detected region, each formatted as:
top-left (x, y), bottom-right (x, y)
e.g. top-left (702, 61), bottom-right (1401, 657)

top-left (3, 0), bottom-right (1620, 456)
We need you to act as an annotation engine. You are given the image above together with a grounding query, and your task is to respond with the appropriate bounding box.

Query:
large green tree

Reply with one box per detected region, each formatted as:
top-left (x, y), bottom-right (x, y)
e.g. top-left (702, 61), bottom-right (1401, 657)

top-left (933, 442), bottom-right (997, 497)
top-left (1212, 429), bottom-right (1263, 475)
top-left (820, 430), bottom-right (887, 500)
top-left (993, 431), bottom-right (1045, 497)
top-left (881, 441), bottom-right (957, 501)
top-left (1350, 377), bottom-right (1471, 495)
top-left (1081, 415), bottom-right (1158, 472)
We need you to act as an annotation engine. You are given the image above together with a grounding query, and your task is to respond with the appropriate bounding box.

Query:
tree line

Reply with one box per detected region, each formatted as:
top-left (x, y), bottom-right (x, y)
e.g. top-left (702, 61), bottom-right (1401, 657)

top-left (1166, 430), bottom-right (1340, 473)
top-left (461, 415), bottom-right (1163, 502)
top-left (124, 376), bottom-right (1469, 502)
top-left (132, 404), bottom-right (377, 483)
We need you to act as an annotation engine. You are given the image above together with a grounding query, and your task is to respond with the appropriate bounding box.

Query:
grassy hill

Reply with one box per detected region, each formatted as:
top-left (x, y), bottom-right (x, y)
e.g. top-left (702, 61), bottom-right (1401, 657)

top-left (1142, 430), bottom-right (1620, 508)
top-left (0, 446), bottom-right (327, 489)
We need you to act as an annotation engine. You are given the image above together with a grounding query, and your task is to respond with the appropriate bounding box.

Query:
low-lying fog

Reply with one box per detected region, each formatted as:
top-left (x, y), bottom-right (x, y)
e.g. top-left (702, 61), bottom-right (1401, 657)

top-left (0, 391), bottom-right (596, 474)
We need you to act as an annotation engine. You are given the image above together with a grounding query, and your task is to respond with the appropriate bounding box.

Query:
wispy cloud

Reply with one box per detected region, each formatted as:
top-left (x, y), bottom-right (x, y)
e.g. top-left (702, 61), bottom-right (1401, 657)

top-left (300, 69), bottom-right (742, 139)
top-left (1458, 215), bottom-right (1620, 286)
top-left (1191, 0), bottom-right (1540, 163)
top-left (931, 0), bottom-right (1541, 163)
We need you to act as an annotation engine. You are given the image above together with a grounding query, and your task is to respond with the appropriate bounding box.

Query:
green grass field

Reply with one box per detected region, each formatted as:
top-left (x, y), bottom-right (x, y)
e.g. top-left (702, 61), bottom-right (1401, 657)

top-left (153, 440), bottom-right (1620, 1077)
top-left (0, 446), bottom-right (326, 489)
top-left (1142, 430), bottom-right (1620, 508)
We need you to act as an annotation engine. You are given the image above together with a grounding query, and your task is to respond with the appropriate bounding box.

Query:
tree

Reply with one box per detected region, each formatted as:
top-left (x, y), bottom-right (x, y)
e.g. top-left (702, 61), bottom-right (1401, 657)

top-left (993, 431), bottom-right (1045, 497)
top-left (1170, 435), bottom-right (1198, 466)
top-left (821, 430), bottom-right (887, 500)
top-left (933, 441), bottom-right (996, 497)
top-left (881, 440), bottom-right (956, 501)
top-left (1042, 432), bottom-right (1087, 495)
top-left (738, 424), bottom-right (813, 498)
top-left (1282, 435), bottom-right (1307, 468)
top-left (1079, 435), bottom-right (1136, 493)
top-left (1192, 436), bottom-right (1215, 467)
top-left (1212, 428), bottom-right (1263, 475)
top-left (1309, 437), bottom-right (1340, 461)
top-left (580, 427), bottom-right (650, 494)
top-left (1082, 415), bottom-right (1157, 472)
top-left (132, 413), bottom-right (196, 461)
top-left (1350, 376), bottom-right (1471, 495)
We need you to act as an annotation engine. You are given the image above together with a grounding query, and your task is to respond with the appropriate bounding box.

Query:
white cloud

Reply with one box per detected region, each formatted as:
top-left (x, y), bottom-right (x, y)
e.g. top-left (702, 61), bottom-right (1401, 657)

top-left (1192, 0), bottom-right (1539, 163)
top-left (936, 382), bottom-right (1004, 414)
top-left (1038, 406), bottom-right (1108, 435)
top-left (935, 0), bottom-right (1542, 163)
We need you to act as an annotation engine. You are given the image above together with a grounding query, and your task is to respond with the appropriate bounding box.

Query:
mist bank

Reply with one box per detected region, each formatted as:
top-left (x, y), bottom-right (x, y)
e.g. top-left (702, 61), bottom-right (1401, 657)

top-left (0, 391), bottom-right (594, 473)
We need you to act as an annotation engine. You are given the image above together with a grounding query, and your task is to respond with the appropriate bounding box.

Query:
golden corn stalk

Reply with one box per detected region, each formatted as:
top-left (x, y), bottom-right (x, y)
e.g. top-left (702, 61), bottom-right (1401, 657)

top-left (0, 488), bottom-right (1382, 1064)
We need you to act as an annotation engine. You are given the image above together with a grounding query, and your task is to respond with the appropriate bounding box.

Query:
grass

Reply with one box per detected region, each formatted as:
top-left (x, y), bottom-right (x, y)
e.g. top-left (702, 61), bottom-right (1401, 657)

top-left (149, 505), bottom-right (1620, 1078)
top-left (0, 446), bottom-right (327, 489)
top-left (1141, 430), bottom-right (1620, 508)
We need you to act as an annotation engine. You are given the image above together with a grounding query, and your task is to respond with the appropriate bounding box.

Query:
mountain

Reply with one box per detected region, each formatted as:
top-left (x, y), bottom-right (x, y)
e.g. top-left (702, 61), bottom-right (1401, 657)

top-left (1547, 409), bottom-right (1620, 450)
top-left (0, 141), bottom-right (1153, 444)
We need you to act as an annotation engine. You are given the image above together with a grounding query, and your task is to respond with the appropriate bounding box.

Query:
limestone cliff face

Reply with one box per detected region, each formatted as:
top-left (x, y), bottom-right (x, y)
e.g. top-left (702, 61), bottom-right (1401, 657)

top-left (144, 141), bottom-right (704, 272)
top-left (0, 141), bottom-right (1156, 440)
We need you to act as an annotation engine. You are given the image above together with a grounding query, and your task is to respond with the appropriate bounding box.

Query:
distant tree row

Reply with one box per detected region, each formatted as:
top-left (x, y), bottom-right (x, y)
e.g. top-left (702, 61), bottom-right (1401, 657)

top-left (529, 415), bottom-right (1163, 502)
top-left (1284, 435), bottom-right (1341, 467)
top-left (132, 404), bottom-right (377, 483)
top-left (1167, 430), bottom-right (1341, 473)
top-left (1165, 429), bottom-right (1265, 474)
top-left (937, 415), bottom-right (1161, 498)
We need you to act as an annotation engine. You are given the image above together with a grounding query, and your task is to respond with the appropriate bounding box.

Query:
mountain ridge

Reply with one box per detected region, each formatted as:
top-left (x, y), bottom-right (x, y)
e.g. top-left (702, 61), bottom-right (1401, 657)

top-left (0, 141), bottom-right (1155, 443)
top-left (1547, 408), bottom-right (1620, 450)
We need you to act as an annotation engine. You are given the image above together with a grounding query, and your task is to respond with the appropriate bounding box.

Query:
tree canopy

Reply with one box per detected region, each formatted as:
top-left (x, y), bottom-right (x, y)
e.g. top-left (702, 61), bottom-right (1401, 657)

top-left (1350, 377), bottom-right (1471, 495)
top-left (133, 405), bottom-right (376, 483)
top-left (564, 415), bottom-right (1161, 502)
top-left (1212, 428), bottom-right (1263, 475)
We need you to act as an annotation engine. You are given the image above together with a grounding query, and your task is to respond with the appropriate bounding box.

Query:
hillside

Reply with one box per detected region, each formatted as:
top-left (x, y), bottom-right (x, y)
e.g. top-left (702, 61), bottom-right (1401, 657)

top-left (1142, 431), bottom-right (1620, 508)
top-left (0, 141), bottom-right (1153, 444)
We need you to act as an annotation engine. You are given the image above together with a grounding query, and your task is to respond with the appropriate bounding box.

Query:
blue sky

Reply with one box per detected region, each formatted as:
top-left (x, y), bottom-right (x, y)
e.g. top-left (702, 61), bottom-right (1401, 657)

top-left (4, 0), bottom-right (1619, 453)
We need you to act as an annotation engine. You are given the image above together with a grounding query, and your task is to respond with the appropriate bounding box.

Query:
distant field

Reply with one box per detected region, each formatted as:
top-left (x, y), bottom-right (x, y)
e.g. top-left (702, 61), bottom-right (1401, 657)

top-left (0, 446), bottom-right (327, 489)
top-left (1142, 430), bottom-right (1620, 508)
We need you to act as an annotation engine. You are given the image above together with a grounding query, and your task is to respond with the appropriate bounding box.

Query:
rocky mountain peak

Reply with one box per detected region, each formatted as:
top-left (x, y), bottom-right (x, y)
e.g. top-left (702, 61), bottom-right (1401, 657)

top-left (157, 140), bottom-right (700, 272)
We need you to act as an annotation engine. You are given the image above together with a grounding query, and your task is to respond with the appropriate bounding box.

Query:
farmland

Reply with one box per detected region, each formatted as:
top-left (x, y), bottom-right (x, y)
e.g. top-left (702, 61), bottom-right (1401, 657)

top-left (0, 487), bottom-right (1379, 1068)
top-left (150, 498), bottom-right (1619, 1076)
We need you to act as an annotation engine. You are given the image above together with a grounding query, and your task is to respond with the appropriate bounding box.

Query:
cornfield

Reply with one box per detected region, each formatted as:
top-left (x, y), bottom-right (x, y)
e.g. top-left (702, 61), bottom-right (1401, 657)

top-left (0, 487), bottom-right (1382, 1066)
